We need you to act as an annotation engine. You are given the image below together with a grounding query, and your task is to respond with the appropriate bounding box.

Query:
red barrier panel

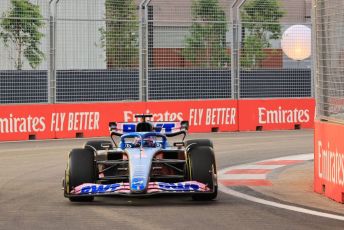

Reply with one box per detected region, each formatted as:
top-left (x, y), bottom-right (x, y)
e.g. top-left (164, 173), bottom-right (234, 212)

top-left (238, 98), bottom-right (315, 131)
top-left (0, 99), bottom-right (315, 141)
top-left (144, 100), bottom-right (238, 132)
top-left (0, 100), bottom-right (238, 141)
top-left (53, 102), bottom-right (146, 139)
top-left (0, 104), bottom-right (55, 141)
top-left (314, 120), bottom-right (344, 203)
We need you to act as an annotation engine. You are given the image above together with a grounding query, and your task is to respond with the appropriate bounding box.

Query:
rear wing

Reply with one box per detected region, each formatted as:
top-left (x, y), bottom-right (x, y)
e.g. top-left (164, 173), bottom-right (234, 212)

top-left (109, 121), bottom-right (189, 134)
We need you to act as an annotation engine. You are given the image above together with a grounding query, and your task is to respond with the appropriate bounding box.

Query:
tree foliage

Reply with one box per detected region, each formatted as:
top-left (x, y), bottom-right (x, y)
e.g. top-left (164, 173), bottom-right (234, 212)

top-left (0, 0), bottom-right (45, 70)
top-left (240, 0), bottom-right (284, 68)
top-left (182, 0), bottom-right (229, 68)
top-left (100, 0), bottom-right (138, 68)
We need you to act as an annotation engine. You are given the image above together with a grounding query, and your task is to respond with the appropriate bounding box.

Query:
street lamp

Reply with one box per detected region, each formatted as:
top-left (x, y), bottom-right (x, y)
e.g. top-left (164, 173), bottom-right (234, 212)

top-left (281, 25), bottom-right (311, 61)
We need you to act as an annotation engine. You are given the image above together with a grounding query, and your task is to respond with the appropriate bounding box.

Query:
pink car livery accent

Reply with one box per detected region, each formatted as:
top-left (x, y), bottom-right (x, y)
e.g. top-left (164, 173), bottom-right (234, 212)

top-left (71, 181), bottom-right (209, 195)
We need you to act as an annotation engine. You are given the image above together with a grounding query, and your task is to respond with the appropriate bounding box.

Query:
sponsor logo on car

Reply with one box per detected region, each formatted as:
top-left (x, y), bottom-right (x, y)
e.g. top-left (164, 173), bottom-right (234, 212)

top-left (118, 122), bottom-right (177, 133)
top-left (79, 183), bottom-right (121, 194)
top-left (71, 181), bottom-right (209, 195)
top-left (158, 182), bottom-right (202, 191)
top-left (131, 178), bottom-right (146, 191)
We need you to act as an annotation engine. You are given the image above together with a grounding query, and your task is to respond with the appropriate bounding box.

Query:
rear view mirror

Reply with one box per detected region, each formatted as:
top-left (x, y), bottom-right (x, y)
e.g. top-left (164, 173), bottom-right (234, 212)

top-left (181, 121), bottom-right (189, 131)
top-left (109, 122), bottom-right (117, 131)
top-left (100, 143), bottom-right (112, 149)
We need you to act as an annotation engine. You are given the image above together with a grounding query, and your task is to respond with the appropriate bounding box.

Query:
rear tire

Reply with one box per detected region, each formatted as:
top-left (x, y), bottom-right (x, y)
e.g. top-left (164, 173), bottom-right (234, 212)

top-left (185, 139), bottom-right (213, 148)
top-left (65, 148), bottom-right (95, 202)
top-left (84, 140), bottom-right (113, 151)
top-left (188, 146), bottom-right (217, 201)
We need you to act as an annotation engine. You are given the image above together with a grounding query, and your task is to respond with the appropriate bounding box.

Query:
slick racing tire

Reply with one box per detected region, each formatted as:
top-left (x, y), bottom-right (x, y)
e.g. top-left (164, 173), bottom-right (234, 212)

top-left (185, 139), bottom-right (213, 149)
top-left (84, 140), bottom-right (113, 151)
top-left (188, 146), bottom-right (217, 201)
top-left (66, 148), bottom-right (95, 202)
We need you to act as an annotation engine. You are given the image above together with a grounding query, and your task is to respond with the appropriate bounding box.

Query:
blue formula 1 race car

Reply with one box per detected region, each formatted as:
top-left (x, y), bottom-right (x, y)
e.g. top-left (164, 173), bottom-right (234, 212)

top-left (63, 114), bottom-right (217, 202)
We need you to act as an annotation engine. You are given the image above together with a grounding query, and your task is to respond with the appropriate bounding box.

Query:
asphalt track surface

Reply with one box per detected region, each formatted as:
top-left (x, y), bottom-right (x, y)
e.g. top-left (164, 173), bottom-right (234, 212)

top-left (0, 130), bottom-right (343, 230)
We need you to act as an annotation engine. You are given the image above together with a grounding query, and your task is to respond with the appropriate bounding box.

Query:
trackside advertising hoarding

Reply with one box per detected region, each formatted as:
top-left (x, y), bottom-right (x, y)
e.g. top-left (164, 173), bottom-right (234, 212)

top-left (0, 100), bottom-right (238, 141)
top-left (239, 98), bottom-right (315, 131)
top-left (0, 99), bottom-right (314, 141)
top-left (314, 120), bottom-right (344, 203)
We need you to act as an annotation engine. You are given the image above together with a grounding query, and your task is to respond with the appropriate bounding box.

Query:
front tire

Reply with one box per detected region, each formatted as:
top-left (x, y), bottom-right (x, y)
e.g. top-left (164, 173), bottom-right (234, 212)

top-left (65, 148), bottom-right (95, 202)
top-left (188, 146), bottom-right (217, 201)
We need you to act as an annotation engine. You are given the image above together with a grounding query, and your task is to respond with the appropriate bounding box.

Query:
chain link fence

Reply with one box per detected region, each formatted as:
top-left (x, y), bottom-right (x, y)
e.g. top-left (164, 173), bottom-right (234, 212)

top-left (0, 0), bottom-right (313, 104)
top-left (0, 0), bottom-right (49, 103)
top-left (146, 0), bottom-right (232, 100)
top-left (236, 0), bottom-right (312, 98)
top-left (315, 0), bottom-right (344, 122)
top-left (55, 0), bottom-right (140, 102)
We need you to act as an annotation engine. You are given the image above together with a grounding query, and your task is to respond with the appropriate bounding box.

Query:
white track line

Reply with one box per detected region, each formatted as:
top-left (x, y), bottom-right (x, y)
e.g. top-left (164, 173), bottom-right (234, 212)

top-left (219, 184), bottom-right (344, 221)
top-left (258, 153), bottom-right (314, 162)
top-left (220, 174), bottom-right (267, 180)
top-left (218, 153), bottom-right (344, 222)
top-left (226, 153), bottom-right (314, 171)
top-left (228, 164), bottom-right (283, 170)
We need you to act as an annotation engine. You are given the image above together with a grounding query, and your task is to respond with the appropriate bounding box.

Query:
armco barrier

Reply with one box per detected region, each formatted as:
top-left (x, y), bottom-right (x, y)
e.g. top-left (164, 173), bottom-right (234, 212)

top-left (314, 121), bottom-right (344, 203)
top-left (0, 99), bottom-right (314, 142)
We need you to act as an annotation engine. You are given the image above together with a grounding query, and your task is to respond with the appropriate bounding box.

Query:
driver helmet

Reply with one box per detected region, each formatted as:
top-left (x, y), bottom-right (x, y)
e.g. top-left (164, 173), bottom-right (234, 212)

top-left (133, 137), bottom-right (142, 147)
